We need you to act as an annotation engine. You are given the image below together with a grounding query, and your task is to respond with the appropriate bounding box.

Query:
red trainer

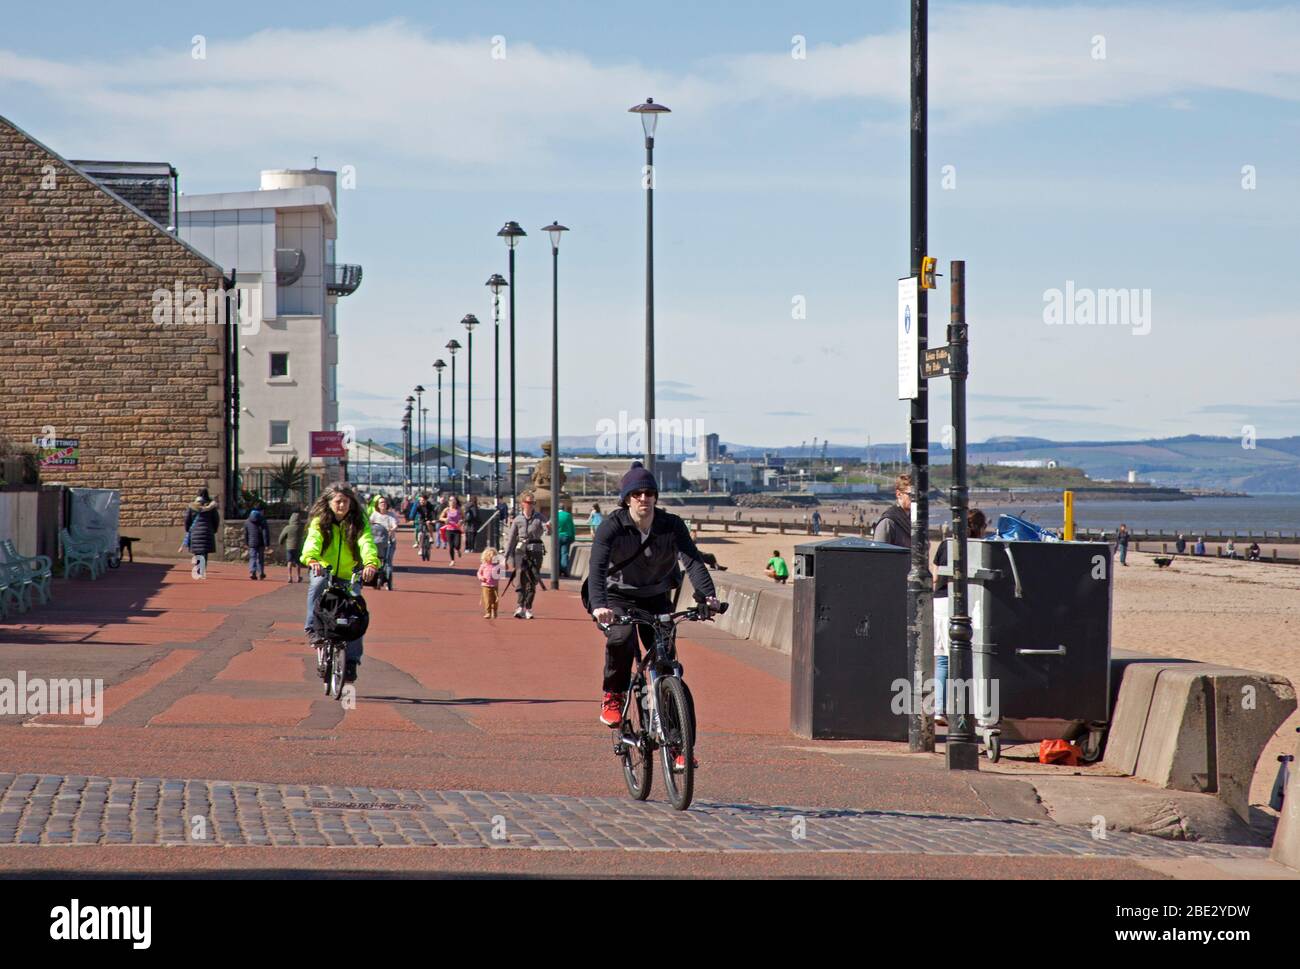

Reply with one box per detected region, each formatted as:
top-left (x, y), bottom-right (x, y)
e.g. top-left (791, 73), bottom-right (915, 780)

top-left (599, 692), bottom-right (625, 727)
top-left (673, 752), bottom-right (700, 772)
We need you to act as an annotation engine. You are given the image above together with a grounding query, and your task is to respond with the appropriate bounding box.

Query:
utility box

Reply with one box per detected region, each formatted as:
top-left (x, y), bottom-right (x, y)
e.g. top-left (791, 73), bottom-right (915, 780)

top-left (790, 537), bottom-right (909, 740)
top-left (953, 539), bottom-right (1112, 754)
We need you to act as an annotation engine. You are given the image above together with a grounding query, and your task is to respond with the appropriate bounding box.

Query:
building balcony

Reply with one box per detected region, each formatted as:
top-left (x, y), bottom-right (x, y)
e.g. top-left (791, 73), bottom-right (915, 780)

top-left (327, 263), bottom-right (363, 296)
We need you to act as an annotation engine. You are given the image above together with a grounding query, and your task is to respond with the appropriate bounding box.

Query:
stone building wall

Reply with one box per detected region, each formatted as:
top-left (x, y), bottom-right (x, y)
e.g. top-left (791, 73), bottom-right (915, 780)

top-left (0, 116), bottom-right (227, 557)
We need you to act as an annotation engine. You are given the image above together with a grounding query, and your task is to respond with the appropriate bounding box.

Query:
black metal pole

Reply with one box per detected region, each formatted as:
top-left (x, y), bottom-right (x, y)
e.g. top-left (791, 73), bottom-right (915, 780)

top-left (450, 354), bottom-right (457, 494)
top-left (416, 388), bottom-right (424, 491)
top-left (226, 269), bottom-right (240, 517)
top-left (509, 247), bottom-right (517, 508)
top-left (493, 289), bottom-right (501, 543)
top-left (467, 330), bottom-right (473, 494)
top-left (946, 259), bottom-right (978, 769)
top-left (644, 136), bottom-right (656, 480)
top-left (436, 374), bottom-right (442, 490)
top-left (550, 243), bottom-right (561, 589)
top-left (909, 0), bottom-right (934, 753)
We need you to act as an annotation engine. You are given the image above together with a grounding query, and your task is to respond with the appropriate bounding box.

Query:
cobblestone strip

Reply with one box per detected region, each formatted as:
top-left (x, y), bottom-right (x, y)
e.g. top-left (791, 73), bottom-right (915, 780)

top-left (0, 772), bottom-right (1268, 858)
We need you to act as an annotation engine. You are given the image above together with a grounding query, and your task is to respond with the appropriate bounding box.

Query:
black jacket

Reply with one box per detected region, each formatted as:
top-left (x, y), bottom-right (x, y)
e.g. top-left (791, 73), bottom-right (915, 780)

top-left (587, 507), bottom-right (714, 611)
top-left (185, 499), bottom-right (220, 556)
top-left (873, 504), bottom-right (911, 548)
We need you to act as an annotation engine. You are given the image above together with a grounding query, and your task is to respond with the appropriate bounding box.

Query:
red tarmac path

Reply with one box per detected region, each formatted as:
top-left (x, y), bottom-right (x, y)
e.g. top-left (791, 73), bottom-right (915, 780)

top-left (0, 547), bottom-right (1248, 878)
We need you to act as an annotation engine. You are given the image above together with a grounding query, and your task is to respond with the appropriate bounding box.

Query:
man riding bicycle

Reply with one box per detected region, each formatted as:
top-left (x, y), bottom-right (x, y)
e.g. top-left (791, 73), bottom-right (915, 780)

top-left (589, 462), bottom-right (720, 766)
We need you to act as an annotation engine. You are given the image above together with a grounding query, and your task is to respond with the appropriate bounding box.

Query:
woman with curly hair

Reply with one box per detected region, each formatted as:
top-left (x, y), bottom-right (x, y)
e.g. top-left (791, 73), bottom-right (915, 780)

top-left (301, 484), bottom-right (381, 683)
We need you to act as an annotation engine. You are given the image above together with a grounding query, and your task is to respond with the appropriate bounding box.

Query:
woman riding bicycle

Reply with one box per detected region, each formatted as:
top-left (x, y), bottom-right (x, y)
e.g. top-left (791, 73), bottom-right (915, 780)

top-left (588, 463), bottom-right (719, 744)
top-left (302, 484), bottom-right (380, 683)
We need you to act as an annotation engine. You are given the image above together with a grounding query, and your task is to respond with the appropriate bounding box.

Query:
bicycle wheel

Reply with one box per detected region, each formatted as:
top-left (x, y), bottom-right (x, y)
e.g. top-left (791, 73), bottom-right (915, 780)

top-left (330, 644), bottom-right (347, 698)
top-left (620, 686), bottom-right (653, 801)
top-left (657, 676), bottom-right (694, 811)
top-left (319, 645), bottom-right (332, 695)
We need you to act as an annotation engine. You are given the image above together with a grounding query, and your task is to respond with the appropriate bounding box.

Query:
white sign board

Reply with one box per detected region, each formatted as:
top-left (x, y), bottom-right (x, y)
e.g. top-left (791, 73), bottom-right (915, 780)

top-left (898, 277), bottom-right (919, 400)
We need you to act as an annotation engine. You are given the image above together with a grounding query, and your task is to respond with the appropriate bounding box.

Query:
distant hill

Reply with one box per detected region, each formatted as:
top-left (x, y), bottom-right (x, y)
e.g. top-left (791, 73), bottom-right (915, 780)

top-left (347, 425), bottom-right (1300, 492)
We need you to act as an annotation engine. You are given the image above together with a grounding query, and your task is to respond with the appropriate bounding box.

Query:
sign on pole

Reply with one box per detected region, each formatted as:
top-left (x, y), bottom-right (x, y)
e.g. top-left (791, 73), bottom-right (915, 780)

top-left (310, 431), bottom-right (347, 459)
top-left (898, 277), bottom-right (919, 400)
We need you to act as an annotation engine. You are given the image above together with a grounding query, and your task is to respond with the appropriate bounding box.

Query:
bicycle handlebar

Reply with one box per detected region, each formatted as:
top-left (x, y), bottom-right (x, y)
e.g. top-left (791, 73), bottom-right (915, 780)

top-left (596, 600), bottom-right (728, 631)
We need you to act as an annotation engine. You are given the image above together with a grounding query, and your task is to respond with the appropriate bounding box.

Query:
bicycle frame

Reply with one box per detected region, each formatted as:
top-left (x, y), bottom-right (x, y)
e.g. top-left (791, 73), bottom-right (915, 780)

top-left (607, 606), bottom-right (704, 753)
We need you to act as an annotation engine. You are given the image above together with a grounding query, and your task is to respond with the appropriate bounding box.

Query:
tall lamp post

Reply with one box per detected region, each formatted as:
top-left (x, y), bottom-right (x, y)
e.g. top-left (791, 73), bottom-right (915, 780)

top-left (629, 97), bottom-right (670, 482)
top-left (414, 385), bottom-right (426, 491)
top-left (907, 0), bottom-right (935, 754)
top-left (542, 221), bottom-right (569, 588)
top-left (497, 221), bottom-right (526, 507)
top-left (486, 274), bottom-right (507, 541)
top-left (433, 359), bottom-right (446, 490)
top-left (403, 397), bottom-right (414, 496)
top-left (445, 339), bottom-right (461, 493)
top-left (461, 314), bottom-right (479, 495)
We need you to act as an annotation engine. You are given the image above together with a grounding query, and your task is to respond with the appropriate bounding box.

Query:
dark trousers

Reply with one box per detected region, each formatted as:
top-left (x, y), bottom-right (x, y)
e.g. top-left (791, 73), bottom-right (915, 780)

top-left (601, 591), bottom-right (674, 693)
top-left (517, 546), bottom-right (543, 609)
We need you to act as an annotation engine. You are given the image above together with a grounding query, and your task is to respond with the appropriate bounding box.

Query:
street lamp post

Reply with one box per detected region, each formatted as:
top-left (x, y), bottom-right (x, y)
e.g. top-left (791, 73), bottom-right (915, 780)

top-left (446, 339), bottom-right (461, 494)
top-left (404, 397), bottom-right (414, 496)
top-left (542, 221), bottom-right (569, 589)
top-left (461, 314), bottom-right (479, 496)
top-left (433, 359), bottom-right (446, 490)
top-left (486, 274), bottom-right (507, 542)
top-left (414, 385), bottom-right (426, 491)
top-left (497, 221), bottom-right (526, 507)
top-left (629, 97), bottom-right (670, 484)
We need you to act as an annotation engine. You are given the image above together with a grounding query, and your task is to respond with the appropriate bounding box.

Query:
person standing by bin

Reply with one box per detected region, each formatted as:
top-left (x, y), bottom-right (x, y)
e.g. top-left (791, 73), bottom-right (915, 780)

top-left (873, 473), bottom-right (912, 548)
top-left (932, 509), bottom-right (986, 726)
top-left (1115, 523), bottom-right (1130, 566)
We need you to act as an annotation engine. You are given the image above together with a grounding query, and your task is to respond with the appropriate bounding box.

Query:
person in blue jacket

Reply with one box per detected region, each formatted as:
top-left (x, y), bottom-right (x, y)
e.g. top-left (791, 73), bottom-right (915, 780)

top-left (244, 507), bottom-right (270, 580)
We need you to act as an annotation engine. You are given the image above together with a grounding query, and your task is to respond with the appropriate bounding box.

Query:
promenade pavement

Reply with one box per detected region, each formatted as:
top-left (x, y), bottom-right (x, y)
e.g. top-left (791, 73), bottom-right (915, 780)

top-left (0, 539), bottom-right (1287, 878)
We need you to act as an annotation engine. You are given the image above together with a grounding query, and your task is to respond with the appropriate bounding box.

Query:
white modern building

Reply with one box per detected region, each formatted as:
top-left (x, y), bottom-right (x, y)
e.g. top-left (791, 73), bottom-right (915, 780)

top-left (178, 168), bottom-right (361, 499)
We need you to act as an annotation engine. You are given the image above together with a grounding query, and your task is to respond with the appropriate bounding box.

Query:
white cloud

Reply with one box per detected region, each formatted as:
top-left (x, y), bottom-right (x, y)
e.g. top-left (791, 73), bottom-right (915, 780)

top-left (3, 6), bottom-right (1297, 177)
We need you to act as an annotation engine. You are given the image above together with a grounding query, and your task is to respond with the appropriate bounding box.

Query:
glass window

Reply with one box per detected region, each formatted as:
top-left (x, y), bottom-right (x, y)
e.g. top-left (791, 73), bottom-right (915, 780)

top-left (269, 421), bottom-right (290, 447)
top-left (270, 352), bottom-right (289, 378)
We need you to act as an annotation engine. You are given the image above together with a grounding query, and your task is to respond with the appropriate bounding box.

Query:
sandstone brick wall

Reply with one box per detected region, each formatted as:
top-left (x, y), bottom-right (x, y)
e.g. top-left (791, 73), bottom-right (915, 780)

top-left (0, 116), bottom-right (226, 554)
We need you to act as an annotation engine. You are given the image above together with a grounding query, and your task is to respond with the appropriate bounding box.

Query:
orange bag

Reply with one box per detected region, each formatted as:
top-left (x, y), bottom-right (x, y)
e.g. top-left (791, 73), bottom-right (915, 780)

top-left (1038, 739), bottom-right (1081, 766)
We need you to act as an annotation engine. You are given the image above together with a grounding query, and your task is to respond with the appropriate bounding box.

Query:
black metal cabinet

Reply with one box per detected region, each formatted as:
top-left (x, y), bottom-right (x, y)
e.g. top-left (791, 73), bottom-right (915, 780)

top-left (967, 539), bottom-right (1112, 733)
top-left (790, 538), bottom-right (909, 740)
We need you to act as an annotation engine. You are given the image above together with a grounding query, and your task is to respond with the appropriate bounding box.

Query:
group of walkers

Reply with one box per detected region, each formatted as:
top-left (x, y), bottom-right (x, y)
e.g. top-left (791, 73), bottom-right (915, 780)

top-left (176, 464), bottom-right (723, 740)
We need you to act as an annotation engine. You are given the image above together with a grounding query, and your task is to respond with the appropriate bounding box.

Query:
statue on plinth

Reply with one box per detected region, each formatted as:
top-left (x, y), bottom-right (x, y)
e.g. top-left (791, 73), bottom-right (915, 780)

top-left (530, 441), bottom-right (569, 518)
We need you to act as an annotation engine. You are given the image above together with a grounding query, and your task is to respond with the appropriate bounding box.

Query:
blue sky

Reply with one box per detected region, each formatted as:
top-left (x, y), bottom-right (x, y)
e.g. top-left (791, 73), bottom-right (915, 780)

top-left (4, 1), bottom-right (1298, 448)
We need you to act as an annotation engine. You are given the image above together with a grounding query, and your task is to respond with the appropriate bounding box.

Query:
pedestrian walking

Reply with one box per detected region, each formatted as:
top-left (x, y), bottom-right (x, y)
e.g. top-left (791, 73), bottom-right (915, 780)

top-left (504, 490), bottom-right (547, 619)
top-left (464, 495), bottom-right (481, 555)
top-left (184, 488), bottom-right (220, 579)
top-left (1175, 533), bottom-right (1187, 555)
top-left (478, 547), bottom-right (502, 618)
top-left (587, 503), bottom-right (604, 540)
top-left (557, 503), bottom-right (575, 577)
top-left (369, 495), bottom-right (399, 589)
top-left (244, 507), bottom-right (270, 580)
top-left (278, 509), bottom-right (306, 583)
top-left (811, 510), bottom-right (822, 535)
top-left (1115, 523), bottom-right (1130, 566)
top-left (441, 495), bottom-right (465, 565)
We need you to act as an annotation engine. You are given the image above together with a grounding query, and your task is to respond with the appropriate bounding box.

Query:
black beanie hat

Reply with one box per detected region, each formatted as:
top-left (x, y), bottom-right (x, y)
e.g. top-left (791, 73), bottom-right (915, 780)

top-left (619, 462), bottom-right (658, 503)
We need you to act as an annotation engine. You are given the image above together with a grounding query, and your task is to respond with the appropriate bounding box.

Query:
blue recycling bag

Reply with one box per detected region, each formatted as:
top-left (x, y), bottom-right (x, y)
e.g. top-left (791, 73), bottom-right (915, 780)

top-left (993, 514), bottom-right (1059, 542)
